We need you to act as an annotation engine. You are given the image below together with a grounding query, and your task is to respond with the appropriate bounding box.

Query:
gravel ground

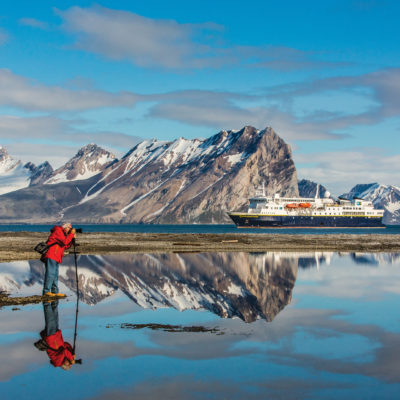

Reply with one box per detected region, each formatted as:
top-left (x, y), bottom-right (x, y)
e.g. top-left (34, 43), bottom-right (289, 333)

top-left (1, 231), bottom-right (400, 263)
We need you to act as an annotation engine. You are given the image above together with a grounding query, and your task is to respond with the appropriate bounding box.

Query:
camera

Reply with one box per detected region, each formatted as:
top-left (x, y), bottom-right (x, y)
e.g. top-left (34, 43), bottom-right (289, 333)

top-left (75, 228), bottom-right (83, 234)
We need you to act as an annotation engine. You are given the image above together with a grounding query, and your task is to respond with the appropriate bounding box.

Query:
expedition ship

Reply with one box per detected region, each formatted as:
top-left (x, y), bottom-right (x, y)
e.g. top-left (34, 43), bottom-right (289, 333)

top-left (228, 186), bottom-right (385, 228)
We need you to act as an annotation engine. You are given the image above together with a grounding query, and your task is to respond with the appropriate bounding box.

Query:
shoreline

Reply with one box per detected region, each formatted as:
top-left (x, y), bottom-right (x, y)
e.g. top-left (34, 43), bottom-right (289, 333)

top-left (1, 232), bottom-right (400, 263)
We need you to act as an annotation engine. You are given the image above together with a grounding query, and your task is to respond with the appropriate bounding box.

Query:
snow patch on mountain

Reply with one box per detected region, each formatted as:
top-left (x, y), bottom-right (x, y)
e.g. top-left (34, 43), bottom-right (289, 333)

top-left (122, 130), bottom-right (247, 175)
top-left (0, 163), bottom-right (31, 195)
top-left (0, 147), bottom-right (32, 195)
top-left (225, 153), bottom-right (244, 165)
top-left (226, 283), bottom-right (244, 296)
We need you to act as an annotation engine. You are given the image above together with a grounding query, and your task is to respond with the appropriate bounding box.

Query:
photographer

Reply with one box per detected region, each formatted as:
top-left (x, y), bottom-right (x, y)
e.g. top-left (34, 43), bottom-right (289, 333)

top-left (42, 222), bottom-right (76, 297)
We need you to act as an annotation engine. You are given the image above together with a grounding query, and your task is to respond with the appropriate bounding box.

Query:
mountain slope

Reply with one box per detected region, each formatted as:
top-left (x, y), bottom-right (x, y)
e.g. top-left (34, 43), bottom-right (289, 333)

top-left (62, 126), bottom-right (298, 223)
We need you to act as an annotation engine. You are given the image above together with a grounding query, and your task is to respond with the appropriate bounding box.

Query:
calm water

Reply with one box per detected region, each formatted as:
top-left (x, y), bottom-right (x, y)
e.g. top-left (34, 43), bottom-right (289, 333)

top-left (0, 223), bottom-right (400, 234)
top-left (1, 252), bottom-right (400, 399)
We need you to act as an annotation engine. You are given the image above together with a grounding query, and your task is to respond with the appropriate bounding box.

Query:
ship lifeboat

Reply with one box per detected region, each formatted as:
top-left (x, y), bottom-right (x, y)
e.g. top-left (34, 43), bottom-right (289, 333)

top-left (285, 203), bottom-right (299, 209)
top-left (298, 203), bottom-right (311, 208)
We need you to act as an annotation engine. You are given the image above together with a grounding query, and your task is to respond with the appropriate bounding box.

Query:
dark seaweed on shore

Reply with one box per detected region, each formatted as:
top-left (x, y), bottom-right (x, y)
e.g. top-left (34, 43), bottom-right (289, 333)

top-left (106, 323), bottom-right (224, 335)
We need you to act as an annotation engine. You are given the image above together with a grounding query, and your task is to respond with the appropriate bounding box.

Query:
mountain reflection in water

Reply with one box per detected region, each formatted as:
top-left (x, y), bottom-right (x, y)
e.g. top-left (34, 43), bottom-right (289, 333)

top-left (2, 252), bottom-right (400, 323)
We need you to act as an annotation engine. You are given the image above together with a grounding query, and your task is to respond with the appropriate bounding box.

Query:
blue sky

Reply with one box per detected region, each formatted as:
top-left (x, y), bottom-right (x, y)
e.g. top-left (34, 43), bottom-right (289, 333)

top-left (0, 0), bottom-right (399, 194)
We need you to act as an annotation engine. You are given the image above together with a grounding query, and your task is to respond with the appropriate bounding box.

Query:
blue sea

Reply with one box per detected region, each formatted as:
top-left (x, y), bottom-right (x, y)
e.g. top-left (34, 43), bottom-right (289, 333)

top-left (1, 251), bottom-right (400, 399)
top-left (0, 223), bottom-right (399, 234)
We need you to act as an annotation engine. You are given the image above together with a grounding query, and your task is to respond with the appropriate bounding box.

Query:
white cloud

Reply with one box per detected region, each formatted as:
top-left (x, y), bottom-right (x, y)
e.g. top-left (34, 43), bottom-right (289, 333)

top-left (266, 68), bottom-right (400, 126)
top-left (56, 5), bottom-right (343, 71)
top-left (19, 18), bottom-right (49, 30)
top-left (0, 114), bottom-right (68, 137)
top-left (5, 142), bottom-right (81, 169)
top-left (295, 148), bottom-right (400, 194)
top-left (0, 115), bottom-right (141, 167)
top-left (0, 69), bottom-right (138, 111)
top-left (148, 96), bottom-right (342, 141)
top-left (57, 5), bottom-right (217, 69)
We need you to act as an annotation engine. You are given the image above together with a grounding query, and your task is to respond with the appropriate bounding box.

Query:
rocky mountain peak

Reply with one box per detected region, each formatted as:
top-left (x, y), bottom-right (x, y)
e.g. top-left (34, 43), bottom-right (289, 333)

top-left (0, 146), bottom-right (20, 174)
top-left (45, 143), bottom-right (117, 184)
top-left (28, 161), bottom-right (54, 186)
top-left (56, 125), bottom-right (299, 223)
top-left (298, 179), bottom-right (328, 198)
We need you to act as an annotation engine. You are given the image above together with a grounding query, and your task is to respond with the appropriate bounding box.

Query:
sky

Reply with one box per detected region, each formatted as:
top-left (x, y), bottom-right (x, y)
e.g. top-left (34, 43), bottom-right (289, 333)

top-left (0, 0), bottom-right (399, 194)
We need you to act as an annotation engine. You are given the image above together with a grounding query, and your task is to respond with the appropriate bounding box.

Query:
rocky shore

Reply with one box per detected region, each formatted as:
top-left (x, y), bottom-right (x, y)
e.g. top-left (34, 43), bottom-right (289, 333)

top-left (1, 231), bottom-right (400, 263)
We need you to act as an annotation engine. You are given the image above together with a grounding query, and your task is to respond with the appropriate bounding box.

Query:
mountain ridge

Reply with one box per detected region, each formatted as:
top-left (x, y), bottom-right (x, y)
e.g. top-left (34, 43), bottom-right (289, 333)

top-left (0, 126), bottom-right (299, 223)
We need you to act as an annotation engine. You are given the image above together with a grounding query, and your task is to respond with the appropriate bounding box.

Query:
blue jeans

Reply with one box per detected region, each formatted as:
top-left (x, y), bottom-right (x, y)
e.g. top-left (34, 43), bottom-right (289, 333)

top-left (43, 258), bottom-right (60, 294)
top-left (43, 300), bottom-right (59, 337)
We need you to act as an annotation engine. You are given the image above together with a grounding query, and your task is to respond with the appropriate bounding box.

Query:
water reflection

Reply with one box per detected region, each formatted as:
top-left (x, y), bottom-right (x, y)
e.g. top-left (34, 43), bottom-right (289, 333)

top-left (1, 252), bottom-right (400, 322)
top-left (2, 252), bottom-right (400, 399)
top-left (34, 300), bottom-right (77, 370)
top-left (3, 252), bottom-right (304, 322)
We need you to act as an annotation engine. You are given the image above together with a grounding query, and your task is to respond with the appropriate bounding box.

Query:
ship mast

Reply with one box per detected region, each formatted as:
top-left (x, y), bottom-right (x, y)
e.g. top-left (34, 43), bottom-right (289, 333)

top-left (315, 184), bottom-right (320, 199)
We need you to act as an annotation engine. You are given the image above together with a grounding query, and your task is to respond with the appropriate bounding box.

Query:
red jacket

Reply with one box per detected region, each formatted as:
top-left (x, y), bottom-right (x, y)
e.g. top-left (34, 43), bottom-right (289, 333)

top-left (44, 226), bottom-right (75, 264)
top-left (44, 330), bottom-right (74, 367)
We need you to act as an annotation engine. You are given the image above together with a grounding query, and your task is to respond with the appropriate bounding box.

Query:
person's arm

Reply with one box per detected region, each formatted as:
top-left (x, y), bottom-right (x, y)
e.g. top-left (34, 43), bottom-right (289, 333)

top-left (63, 342), bottom-right (75, 363)
top-left (64, 228), bottom-right (76, 249)
top-left (52, 227), bottom-right (75, 248)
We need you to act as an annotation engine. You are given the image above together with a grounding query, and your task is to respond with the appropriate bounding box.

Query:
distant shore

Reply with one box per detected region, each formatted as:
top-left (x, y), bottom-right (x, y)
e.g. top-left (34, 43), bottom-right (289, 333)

top-left (1, 232), bottom-right (400, 263)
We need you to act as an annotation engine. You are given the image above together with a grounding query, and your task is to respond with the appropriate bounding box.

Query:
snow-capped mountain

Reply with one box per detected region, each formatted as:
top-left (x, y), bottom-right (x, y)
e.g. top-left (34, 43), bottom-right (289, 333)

top-left (61, 126), bottom-right (299, 223)
top-left (0, 146), bottom-right (53, 195)
top-left (341, 183), bottom-right (400, 225)
top-left (44, 143), bottom-right (116, 184)
top-left (0, 147), bottom-right (31, 195)
top-left (0, 126), bottom-right (299, 223)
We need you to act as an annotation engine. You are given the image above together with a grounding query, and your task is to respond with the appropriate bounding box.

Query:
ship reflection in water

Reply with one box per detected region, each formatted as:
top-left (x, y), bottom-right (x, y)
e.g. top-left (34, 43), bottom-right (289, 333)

top-left (1, 251), bottom-right (400, 400)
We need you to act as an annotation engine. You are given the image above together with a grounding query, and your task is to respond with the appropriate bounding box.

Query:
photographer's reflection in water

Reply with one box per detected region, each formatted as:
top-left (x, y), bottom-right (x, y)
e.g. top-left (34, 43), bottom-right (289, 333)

top-left (34, 300), bottom-right (76, 370)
